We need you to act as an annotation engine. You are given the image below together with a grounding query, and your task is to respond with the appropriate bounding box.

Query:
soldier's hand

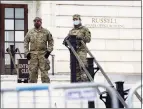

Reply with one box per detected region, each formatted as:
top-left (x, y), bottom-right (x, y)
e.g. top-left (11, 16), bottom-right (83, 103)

top-left (63, 39), bottom-right (68, 46)
top-left (63, 36), bottom-right (70, 46)
top-left (45, 51), bottom-right (51, 58)
top-left (26, 53), bottom-right (31, 60)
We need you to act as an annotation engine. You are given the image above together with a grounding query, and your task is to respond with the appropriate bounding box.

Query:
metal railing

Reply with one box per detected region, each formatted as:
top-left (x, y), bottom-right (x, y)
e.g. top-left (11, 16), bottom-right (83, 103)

top-left (65, 38), bottom-right (142, 108)
top-left (15, 48), bottom-right (23, 58)
top-left (52, 82), bottom-right (119, 108)
top-left (50, 54), bottom-right (55, 75)
top-left (6, 47), bottom-right (18, 74)
top-left (127, 82), bottom-right (142, 108)
top-left (80, 40), bottom-right (142, 106)
top-left (1, 84), bottom-right (51, 108)
top-left (1, 83), bottom-right (119, 108)
top-left (66, 39), bottom-right (128, 107)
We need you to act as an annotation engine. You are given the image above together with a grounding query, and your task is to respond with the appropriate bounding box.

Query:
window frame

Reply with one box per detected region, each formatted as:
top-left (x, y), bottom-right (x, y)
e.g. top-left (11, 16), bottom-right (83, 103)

top-left (0, 4), bottom-right (28, 75)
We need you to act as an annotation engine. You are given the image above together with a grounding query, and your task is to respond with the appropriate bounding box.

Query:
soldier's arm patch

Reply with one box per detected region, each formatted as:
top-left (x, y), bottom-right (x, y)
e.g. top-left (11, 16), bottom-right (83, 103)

top-left (47, 31), bottom-right (54, 52)
top-left (83, 27), bottom-right (91, 43)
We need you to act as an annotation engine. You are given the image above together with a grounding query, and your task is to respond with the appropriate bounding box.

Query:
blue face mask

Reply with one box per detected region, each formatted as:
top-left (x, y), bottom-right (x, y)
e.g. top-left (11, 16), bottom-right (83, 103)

top-left (73, 20), bottom-right (80, 25)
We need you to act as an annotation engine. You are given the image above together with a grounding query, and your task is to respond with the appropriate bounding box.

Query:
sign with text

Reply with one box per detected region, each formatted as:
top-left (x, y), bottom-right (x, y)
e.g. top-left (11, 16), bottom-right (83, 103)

top-left (65, 88), bottom-right (97, 101)
top-left (84, 17), bottom-right (124, 29)
top-left (17, 59), bottom-right (29, 78)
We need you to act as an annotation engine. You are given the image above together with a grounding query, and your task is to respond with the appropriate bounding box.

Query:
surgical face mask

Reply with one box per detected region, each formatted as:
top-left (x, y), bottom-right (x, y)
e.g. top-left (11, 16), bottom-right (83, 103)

top-left (73, 20), bottom-right (80, 25)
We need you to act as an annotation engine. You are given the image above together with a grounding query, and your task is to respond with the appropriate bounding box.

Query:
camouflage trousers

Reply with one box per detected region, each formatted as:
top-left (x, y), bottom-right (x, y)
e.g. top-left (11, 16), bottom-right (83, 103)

top-left (76, 51), bottom-right (89, 82)
top-left (28, 53), bottom-right (50, 83)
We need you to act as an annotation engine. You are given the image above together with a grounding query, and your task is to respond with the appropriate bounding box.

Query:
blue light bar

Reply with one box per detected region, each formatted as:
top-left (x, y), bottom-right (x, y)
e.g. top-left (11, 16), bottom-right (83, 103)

top-left (16, 84), bottom-right (49, 91)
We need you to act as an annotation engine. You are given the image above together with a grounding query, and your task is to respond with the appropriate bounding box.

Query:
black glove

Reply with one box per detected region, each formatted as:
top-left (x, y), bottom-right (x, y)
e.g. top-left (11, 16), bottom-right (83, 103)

top-left (45, 51), bottom-right (51, 58)
top-left (26, 53), bottom-right (31, 60)
top-left (63, 36), bottom-right (70, 46)
top-left (63, 40), bottom-right (68, 46)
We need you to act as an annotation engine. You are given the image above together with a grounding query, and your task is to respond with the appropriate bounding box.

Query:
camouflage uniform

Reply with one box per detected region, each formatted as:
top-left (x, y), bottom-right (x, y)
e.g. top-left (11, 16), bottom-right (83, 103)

top-left (24, 18), bottom-right (54, 83)
top-left (67, 14), bottom-right (91, 82)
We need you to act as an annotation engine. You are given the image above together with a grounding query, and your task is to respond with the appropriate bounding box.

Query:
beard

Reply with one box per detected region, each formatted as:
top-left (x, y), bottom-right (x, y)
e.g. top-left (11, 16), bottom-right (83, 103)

top-left (34, 23), bottom-right (41, 29)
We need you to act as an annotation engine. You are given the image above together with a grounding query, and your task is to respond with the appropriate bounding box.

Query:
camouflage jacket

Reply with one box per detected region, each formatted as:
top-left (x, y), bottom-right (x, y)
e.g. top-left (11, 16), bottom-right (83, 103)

top-left (67, 25), bottom-right (91, 52)
top-left (24, 27), bottom-right (54, 55)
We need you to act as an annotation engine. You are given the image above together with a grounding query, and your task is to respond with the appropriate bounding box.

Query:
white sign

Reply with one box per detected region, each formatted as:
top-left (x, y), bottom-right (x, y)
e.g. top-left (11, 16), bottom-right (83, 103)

top-left (65, 88), bottom-right (96, 101)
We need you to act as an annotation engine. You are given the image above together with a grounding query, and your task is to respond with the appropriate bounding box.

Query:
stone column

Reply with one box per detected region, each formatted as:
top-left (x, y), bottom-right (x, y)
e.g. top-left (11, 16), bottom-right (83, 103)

top-left (36, 0), bottom-right (42, 17)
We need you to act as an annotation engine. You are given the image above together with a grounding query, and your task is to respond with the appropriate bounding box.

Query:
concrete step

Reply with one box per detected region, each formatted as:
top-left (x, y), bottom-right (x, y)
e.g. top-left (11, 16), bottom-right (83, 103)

top-left (1, 75), bottom-right (70, 83)
top-left (57, 71), bottom-right (142, 76)
top-left (1, 73), bottom-right (106, 84)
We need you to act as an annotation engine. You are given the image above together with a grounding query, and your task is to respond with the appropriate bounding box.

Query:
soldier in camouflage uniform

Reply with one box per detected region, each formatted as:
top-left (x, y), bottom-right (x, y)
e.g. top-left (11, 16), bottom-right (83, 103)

top-left (63, 14), bottom-right (91, 82)
top-left (24, 17), bottom-right (54, 83)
